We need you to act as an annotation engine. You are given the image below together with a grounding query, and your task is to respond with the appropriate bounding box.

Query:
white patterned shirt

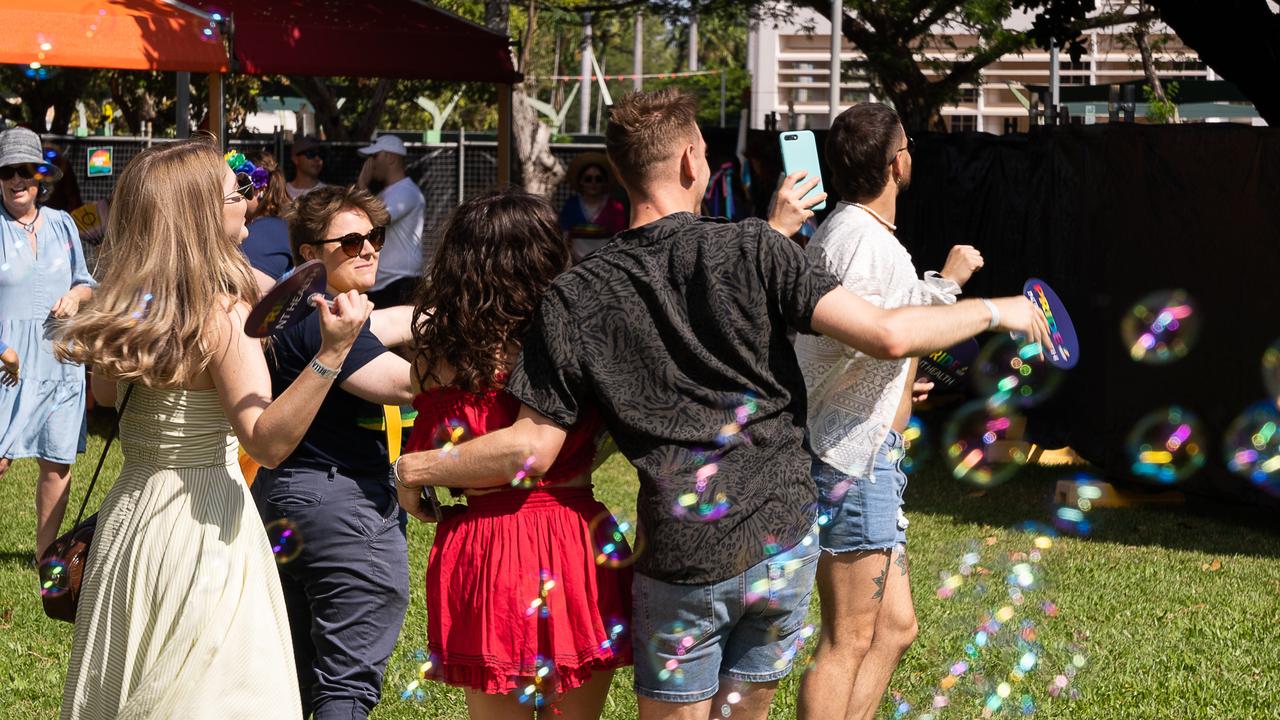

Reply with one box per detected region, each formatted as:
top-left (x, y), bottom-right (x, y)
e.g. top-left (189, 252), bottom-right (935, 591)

top-left (795, 202), bottom-right (960, 479)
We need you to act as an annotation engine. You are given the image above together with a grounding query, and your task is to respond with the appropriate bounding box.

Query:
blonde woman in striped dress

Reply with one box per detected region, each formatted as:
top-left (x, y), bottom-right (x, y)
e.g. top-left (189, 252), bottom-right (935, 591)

top-left (55, 138), bottom-right (371, 719)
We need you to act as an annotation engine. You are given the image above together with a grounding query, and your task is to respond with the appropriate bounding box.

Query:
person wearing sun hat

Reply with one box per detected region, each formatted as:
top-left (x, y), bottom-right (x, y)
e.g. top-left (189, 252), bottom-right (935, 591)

top-left (356, 134), bottom-right (425, 308)
top-left (559, 151), bottom-right (627, 263)
top-left (0, 125), bottom-right (97, 560)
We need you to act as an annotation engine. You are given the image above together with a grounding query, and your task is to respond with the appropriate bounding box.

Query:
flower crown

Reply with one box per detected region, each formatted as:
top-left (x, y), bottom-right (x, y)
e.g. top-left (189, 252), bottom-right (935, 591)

top-left (225, 151), bottom-right (270, 190)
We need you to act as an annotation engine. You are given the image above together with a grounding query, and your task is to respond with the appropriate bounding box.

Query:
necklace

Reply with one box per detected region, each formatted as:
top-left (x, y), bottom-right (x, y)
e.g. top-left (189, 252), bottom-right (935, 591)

top-left (851, 203), bottom-right (896, 233)
top-left (13, 206), bottom-right (39, 234)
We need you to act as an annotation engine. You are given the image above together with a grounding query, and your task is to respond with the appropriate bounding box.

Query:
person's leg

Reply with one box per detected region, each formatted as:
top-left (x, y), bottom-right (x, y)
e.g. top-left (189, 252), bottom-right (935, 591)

top-left (307, 473), bottom-right (410, 720)
top-left (34, 459), bottom-right (72, 555)
top-left (721, 525), bottom-right (820, 720)
top-left (843, 545), bottom-right (917, 720)
top-left (280, 571), bottom-right (319, 718)
top-left (465, 670), bottom-right (616, 720)
top-left (632, 570), bottom-right (732, 720)
top-left (796, 550), bottom-right (891, 719)
top-left (707, 677), bottom-right (779, 720)
top-left (0, 457), bottom-right (11, 476)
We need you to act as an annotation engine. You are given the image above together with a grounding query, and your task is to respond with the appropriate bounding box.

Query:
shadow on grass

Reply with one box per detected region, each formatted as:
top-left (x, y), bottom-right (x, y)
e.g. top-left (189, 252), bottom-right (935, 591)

top-left (905, 460), bottom-right (1280, 559)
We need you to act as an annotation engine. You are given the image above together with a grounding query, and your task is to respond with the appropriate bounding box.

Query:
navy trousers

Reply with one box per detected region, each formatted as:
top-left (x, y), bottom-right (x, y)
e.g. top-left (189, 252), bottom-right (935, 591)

top-left (253, 464), bottom-right (410, 720)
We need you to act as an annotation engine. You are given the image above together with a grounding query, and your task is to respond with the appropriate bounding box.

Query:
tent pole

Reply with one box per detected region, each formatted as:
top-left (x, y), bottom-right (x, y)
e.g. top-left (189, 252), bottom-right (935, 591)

top-left (497, 83), bottom-right (512, 186)
top-left (176, 72), bottom-right (191, 138)
top-left (208, 73), bottom-right (226, 147)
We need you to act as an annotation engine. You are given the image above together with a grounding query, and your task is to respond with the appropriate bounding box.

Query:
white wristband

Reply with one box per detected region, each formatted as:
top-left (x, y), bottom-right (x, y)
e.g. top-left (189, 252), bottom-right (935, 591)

top-left (308, 356), bottom-right (341, 380)
top-left (980, 298), bottom-right (1000, 331)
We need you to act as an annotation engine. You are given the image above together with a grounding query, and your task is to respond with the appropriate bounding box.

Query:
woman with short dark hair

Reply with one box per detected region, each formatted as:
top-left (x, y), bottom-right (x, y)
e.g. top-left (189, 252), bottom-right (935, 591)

top-left (251, 184), bottom-right (417, 719)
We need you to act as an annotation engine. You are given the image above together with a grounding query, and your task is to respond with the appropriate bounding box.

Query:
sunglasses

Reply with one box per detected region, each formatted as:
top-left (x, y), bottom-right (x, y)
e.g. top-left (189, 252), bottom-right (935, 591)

top-left (223, 172), bottom-right (260, 204)
top-left (299, 226), bottom-right (387, 258)
top-left (297, 150), bottom-right (323, 160)
top-left (0, 164), bottom-right (43, 181)
top-left (889, 136), bottom-right (916, 165)
top-left (581, 173), bottom-right (606, 184)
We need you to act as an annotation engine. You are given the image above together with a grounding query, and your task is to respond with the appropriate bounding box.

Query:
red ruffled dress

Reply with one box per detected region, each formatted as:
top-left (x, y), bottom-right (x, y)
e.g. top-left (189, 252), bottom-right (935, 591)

top-left (408, 385), bottom-right (633, 698)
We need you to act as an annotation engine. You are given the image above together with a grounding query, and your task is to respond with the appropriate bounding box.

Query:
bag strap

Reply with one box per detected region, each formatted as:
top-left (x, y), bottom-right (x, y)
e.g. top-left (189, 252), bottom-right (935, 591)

top-left (68, 384), bottom-right (134, 528)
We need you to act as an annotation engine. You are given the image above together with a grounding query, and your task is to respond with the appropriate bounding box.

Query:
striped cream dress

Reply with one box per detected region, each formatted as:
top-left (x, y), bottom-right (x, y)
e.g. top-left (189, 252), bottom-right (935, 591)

top-left (61, 386), bottom-right (301, 719)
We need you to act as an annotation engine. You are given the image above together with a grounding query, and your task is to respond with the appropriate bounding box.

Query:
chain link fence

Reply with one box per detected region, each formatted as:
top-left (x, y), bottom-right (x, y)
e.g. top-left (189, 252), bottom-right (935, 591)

top-left (43, 135), bottom-right (606, 247)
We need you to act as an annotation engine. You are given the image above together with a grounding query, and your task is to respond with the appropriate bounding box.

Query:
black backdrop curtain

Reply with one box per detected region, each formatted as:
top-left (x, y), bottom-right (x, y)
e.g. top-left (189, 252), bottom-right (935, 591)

top-left (742, 124), bottom-right (1280, 504)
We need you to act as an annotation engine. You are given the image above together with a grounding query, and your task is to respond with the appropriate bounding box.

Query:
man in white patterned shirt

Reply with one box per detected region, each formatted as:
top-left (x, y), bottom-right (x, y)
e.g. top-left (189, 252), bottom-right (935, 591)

top-left (795, 103), bottom-right (985, 720)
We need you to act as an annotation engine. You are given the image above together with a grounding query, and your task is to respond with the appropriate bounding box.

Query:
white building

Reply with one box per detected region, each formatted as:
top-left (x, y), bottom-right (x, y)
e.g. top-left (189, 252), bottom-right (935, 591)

top-left (747, 6), bottom-right (1261, 132)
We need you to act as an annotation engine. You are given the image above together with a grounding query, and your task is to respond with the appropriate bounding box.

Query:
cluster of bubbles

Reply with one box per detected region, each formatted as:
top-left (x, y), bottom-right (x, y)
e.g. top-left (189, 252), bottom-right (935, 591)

top-left (884, 416), bottom-right (928, 474)
top-left (1124, 405), bottom-right (1206, 484)
top-left (1223, 402), bottom-right (1280, 496)
top-left (974, 336), bottom-right (1064, 411)
top-left (39, 557), bottom-right (69, 598)
top-left (942, 401), bottom-right (1032, 488)
top-left (589, 509), bottom-right (643, 568)
top-left (25, 39), bottom-right (55, 79)
top-left (1121, 289), bottom-right (1200, 364)
top-left (1053, 474), bottom-right (1103, 536)
top-left (399, 649), bottom-right (438, 701)
top-left (510, 454), bottom-right (538, 489)
top-left (912, 535), bottom-right (1087, 719)
top-left (430, 417), bottom-right (468, 459)
top-left (515, 655), bottom-right (557, 709)
top-left (524, 570), bottom-right (556, 619)
top-left (200, 9), bottom-right (227, 43)
top-left (264, 518), bottom-right (302, 564)
top-left (671, 394), bottom-right (760, 521)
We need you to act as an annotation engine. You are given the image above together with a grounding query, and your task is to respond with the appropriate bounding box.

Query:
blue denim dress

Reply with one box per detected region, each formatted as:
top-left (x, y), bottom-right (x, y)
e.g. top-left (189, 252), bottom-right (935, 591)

top-left (0, 206), bottom-right (95, 464)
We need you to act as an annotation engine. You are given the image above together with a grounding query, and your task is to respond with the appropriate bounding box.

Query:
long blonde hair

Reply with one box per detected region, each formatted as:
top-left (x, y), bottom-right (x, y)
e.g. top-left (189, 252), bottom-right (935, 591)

top-left (57, 137), bottom-right (258, 386)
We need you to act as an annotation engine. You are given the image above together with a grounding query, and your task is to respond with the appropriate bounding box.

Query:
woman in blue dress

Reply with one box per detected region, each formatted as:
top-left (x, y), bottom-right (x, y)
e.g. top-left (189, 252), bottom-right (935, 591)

top-left (0, 127), bottom-right (96, 558)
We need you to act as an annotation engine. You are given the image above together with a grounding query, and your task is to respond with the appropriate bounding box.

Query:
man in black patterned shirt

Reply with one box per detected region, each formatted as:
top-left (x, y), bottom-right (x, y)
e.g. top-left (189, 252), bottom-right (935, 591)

top-left (396, 90), bottom-right (1052, 720)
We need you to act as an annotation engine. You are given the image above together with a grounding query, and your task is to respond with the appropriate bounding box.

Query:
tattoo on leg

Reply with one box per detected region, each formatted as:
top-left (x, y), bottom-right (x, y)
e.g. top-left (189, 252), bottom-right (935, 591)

top-left (895, 548), bottom-right (909, 576)
top-left (871, 555), bottom-right (890, 600)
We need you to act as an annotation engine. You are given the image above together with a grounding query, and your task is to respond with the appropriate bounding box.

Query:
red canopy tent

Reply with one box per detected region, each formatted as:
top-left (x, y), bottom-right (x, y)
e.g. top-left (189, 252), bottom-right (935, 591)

top-left (187, 0), bottom-right (519, 83)
top-left (187, 0), bottom-right (520, 180)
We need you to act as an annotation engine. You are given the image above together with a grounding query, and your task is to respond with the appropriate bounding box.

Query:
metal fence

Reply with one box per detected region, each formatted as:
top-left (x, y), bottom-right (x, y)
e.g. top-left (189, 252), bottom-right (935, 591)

top-left (42, 135), bottom-right (607, 247)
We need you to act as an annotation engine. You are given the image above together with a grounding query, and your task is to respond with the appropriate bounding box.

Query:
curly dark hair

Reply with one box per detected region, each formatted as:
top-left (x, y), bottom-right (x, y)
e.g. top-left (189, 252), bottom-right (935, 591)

top-left (411, 189), bottom-right (571, 393)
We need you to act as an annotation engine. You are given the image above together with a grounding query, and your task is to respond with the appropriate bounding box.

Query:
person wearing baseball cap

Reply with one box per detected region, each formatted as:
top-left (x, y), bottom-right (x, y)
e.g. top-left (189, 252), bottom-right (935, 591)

top-left (357, 135), bottom-right (424, 308)
top-left (287, 135), bottom-right (327, 200)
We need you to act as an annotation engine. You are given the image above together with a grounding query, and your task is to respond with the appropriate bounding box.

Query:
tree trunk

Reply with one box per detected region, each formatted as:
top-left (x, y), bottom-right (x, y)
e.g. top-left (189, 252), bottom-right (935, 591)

top-left (513, 89), bottom-right (565, 196)
top-left (1145, 0), bottom-right (1280, 126)
top-left (1131, 20), bottom-right (1179, 122)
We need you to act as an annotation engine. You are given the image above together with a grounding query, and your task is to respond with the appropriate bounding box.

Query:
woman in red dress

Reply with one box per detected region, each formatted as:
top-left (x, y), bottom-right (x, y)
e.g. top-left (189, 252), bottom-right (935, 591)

top-left (400, 189), bottom-right (632, 719)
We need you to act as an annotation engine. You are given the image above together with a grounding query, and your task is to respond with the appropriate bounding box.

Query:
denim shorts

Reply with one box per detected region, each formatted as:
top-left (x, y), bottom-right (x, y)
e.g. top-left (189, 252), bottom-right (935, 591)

top-left (632, 524), bottom-right (821, 702)
top-left (813, 429), bottom-right (909, 553)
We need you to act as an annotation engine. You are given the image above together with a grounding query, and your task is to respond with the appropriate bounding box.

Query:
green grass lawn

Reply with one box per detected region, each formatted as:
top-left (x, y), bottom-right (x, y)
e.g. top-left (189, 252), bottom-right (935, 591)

top-left (2, 413), bottom-right (1279, 719)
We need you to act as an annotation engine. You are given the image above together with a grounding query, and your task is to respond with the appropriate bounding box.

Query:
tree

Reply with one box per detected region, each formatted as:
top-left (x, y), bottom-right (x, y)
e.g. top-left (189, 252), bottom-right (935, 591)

top-left (0, 67), bottom-right (95, 134)
top-left (1141, 0), bottom-right (1280, 126)
top-left (786, 0), bottom-right (1152, 131)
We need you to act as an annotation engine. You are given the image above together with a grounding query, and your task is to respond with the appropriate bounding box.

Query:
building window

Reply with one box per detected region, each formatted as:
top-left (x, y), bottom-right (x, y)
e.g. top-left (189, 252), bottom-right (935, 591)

top-left (1059, 59), bottom-right (1090, 86)
top-left (950, 115), bottom-right (978, 133)
top-left (957, 86), bottom-right (980, 105)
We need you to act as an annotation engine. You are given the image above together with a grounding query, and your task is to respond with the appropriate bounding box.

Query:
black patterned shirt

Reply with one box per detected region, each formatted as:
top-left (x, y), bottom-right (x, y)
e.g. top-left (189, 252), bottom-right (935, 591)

top-left (508, 212), bottom-right (841, 584)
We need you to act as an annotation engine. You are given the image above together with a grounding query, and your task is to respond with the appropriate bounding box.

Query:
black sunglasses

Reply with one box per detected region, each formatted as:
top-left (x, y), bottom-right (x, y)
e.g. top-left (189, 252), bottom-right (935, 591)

top-left (581, 173), bottom-right (606, 184)
top-left (889, 136), bottom-right (915, 165)
top-left (223, 172), bottom-right (258, 203)
top-left (297, 150), bottom-right (323, 160)
top-left (300, 226), bottom-right (387, 258)
top-left (0, 164), bottom-right (43, 181)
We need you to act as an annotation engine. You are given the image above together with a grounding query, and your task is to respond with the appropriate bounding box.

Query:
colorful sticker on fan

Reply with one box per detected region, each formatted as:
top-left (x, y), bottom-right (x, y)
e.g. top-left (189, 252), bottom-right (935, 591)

top-left (919, 339), bottom-right (980, 392)
top-left (1023, 278), bottom-right (1079, 370)
top-left (243, 259), bottom-right (328, 338)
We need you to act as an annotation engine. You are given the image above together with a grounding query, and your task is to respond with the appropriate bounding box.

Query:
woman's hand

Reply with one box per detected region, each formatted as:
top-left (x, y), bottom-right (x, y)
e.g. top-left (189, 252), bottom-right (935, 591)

top-left (50, 290), bottom-right (83, 318)
top-left (0, 346), bottom-right (19, 386)
top-left (314, 290), bottom-right (372, 367)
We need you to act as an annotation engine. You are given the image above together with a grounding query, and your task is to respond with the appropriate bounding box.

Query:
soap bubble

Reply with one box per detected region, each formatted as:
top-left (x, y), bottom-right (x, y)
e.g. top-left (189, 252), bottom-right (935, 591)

top-left (1121, 289), bottom-right (1199, 364)
top-left (943, 401), bottom-right (1031, 487)
top-left (1125, 406), bottom-right (1206, 484)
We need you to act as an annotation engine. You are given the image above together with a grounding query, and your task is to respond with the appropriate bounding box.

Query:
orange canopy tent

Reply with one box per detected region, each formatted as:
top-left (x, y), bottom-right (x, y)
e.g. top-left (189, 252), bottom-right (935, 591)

top-left (0, 0), bottom-right (229, 73)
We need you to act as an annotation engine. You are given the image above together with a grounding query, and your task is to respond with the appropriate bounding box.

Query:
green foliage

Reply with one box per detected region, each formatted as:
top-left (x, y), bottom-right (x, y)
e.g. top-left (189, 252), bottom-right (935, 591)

top-left (649, 67), bottom-right (751, 126)
top-left (1143, 79), bottom-right (1180, 123)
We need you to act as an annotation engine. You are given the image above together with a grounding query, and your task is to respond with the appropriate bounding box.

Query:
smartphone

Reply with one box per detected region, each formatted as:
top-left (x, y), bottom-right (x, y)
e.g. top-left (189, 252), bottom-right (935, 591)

top-left (778, 130), bottom-right (827, 211)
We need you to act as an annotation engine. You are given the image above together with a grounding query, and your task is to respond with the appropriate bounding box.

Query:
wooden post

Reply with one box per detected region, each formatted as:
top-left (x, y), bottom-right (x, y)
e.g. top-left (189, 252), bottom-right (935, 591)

top-left (207, 73), bottom-right (226, 147)
top-left (497, 83), bottom-right (512, 186)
